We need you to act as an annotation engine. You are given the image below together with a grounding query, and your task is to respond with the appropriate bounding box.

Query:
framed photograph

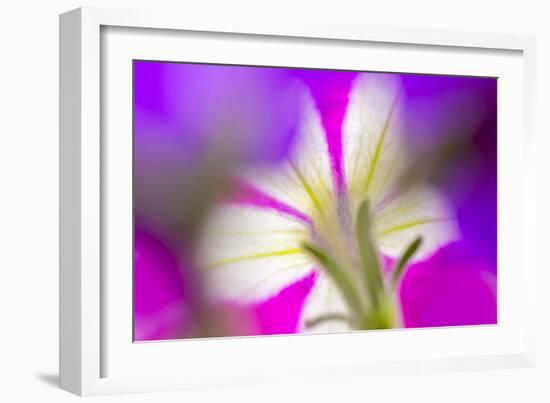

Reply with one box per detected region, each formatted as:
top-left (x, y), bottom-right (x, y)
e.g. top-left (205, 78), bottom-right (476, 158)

top-left (59, 6), bottom-right (537, 396)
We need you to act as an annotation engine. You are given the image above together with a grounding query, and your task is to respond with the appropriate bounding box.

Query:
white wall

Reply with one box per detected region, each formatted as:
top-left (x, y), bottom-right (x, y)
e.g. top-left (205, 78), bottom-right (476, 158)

top-left (1, 1), bottom-right (548, 402)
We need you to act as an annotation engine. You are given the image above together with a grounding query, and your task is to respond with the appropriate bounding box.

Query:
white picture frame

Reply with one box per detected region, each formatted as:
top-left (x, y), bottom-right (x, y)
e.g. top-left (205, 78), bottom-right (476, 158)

top-left (59, 6), bottom-right (537, 396)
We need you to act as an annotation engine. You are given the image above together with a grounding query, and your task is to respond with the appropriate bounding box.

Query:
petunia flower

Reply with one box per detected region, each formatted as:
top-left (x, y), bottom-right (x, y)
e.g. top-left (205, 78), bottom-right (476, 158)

top-left (198, 72), bottom-right (461, 332)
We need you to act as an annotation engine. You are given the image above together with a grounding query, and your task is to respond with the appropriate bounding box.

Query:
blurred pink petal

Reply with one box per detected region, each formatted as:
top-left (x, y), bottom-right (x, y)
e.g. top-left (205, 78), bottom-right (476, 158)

top-left (297, 70), bottom-right (357, 191)
top-left (254, 271), bottom-right (316, 334)
top-left (205, 272), bottom-right (316, 337)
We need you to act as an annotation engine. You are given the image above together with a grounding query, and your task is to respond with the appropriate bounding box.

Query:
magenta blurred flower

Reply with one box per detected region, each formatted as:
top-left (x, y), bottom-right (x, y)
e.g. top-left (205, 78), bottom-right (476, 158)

top-left (134, 230), bottom-right (187, 341)
top-left (399, 241), bottom-right (496, 327)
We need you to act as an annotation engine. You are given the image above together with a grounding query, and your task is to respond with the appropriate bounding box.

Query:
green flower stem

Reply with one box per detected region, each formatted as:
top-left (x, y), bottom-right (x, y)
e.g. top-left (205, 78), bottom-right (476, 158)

top-left (361, 294), bottom-right (399, 330)
top-left (356, 200), bottom-right (385, 309)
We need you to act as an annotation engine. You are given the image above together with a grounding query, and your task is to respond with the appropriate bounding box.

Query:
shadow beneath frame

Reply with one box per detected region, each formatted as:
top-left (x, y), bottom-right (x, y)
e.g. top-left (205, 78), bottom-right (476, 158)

top-left (35, 373), bottom-right (59, 388)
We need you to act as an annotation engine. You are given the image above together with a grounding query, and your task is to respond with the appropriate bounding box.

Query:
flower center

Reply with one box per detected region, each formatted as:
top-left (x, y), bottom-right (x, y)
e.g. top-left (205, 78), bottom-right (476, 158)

top-left (302, 197), bottom-right (422, 330)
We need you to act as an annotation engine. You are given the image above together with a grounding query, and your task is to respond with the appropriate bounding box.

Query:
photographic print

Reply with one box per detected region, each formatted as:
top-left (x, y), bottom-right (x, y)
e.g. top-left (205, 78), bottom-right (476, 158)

top-left (133, 61), bottom-right (497, 341)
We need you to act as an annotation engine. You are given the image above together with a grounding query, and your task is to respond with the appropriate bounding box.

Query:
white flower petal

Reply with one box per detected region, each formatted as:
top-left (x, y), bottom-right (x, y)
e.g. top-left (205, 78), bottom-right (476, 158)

top-left (342, 73), bottom-right (460, 259)
top-left (238, 88), bottom-right (335, 218)
top-left (375, 186), bottom-right (460, 259)
top-left (198, 204), bottom-right (313, 302)
top-left (342, 73), bottom-right (406, 212)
